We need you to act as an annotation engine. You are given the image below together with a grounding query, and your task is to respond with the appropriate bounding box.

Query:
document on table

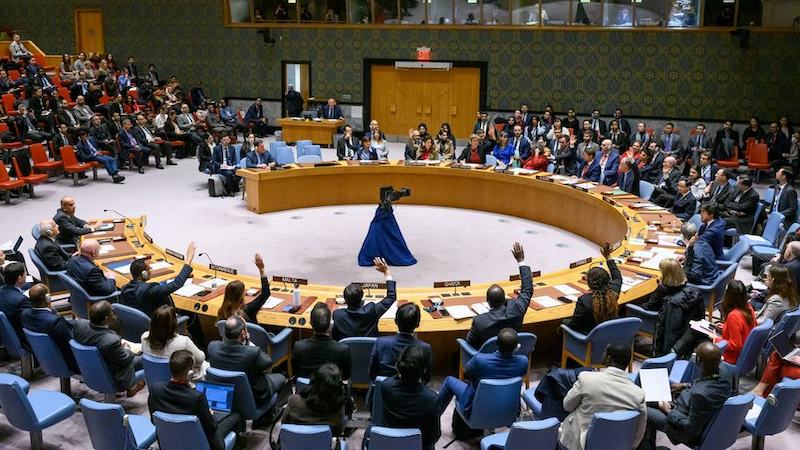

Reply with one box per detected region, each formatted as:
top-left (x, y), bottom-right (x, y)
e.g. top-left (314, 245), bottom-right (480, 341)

top-left (445, 305), bottom-right (476, 319)
top-left (199, 278), bottom-right (228, 289)
top-left (149, 261), bottom-right (172, 271)
top-left (639, 368), bottom-right (672, 402)
top-left (554, 285), bottom-right (581, 296)
top-left (575, 182), bottom-right (596, 190)
top-left (621, 275), bottom-right (648, 292)
top-left (174, 284), bottom-right (205, 297)
top-left (689, 319), bottom-right (718, 338)
top-left (533, 296), bottom-right (563, 308)
top-left (97, 223), bottom-right (114, 231)
top-left (381, 303), bottom-right (399, 320)
top-left (114, 263), bottom-right (132, 275)
top-left (262, 296), bottom-right (284, 309)
top-left (471, 302), bottom-right (490, 315)
top-left (98, 244), bottom-right (116, 255)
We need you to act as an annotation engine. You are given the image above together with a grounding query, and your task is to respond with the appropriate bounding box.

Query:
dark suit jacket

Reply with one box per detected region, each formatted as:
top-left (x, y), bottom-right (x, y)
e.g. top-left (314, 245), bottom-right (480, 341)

top-left (369, 333), bottom-right (433, 383)
top-left (772, 184), bottom-right (798, 226)
top-left (244, 104), bottom-right (264, 122)
top-left (148, 381), bottom-right (231, 450)
top-left (245, 150), bottom-right (276, 168)
top-left (120, 264), bottom-right (192, 317)
top-left (34, 236), bottom-right (69, 271)
top-left (509, 136), bottom-right (532, 161)
top-left (577, 158), bottom-right (601, 183)
top-left (698, 218), bottom-right (725, 260)
top-left (618, 168), bottom-right (640, 196)
top-left (131, 125), bottom-right (158, 147)
top-left (563, 260), bottom-right (622, 335)
top-left (375, 377), bottom-right (441, 450)
top-left (118, 129), bottom-right (145, 153)
top-left (713, 129), bottom-right (740, 160)
top-left (588, 118), bottom-right (607, 137)
top-left (207, 340), bottom-right (275, 406)
top-left (655, 168), bottom-right (681, 195)
top-left (336, 136), bottom-right (361, 160)
top-left (21, 307), bottom-right (77, 372)
top-left (724, 188), bottom-right (760, 233)
top-left (456, 144), bottom-right (489, 164)
top-left (210, 144), bottom-right (238, 174)
top-left (318, 105), bottom-right (343, 120)
top-left (66, 255), bottom-right (117, 296)
top-left (608, 132), bottom-right (629, 152)
top-left (53, 208), bottom-right (90, 247)
top-left (75, 137), bottom-right (104, 162)
top-left (662, 375), bottom-right (731, 447)
top-left (473, 120), bottom-right (491, 135)
top-left (291, 333), bottom-right (351, 380)
top-left (460, 351), bottom-right (528, 414)
top-left (466, 265), bottom-right (533, 349)
top-left (766, 132), bottom-right (790, 161)
top-left (332, 280), bottom-right (397, 340)
top-left (671, 192), bottom-right (698, 221)
top-left (631, 131), bottom-right (653, 148)
top-left (53, 133), bottom-right (71, 154)
top-left (0, 285), bottom-right (32, 345)
top-left (598, 150), bottom-right (620, 186)
top-left (72, 319), bottom-right (137, 390)
top-left (89, 123), bottom-right (115, 145)
top-left (659, 133), bottom-right (684, 156)
top-left (56, 108), bottom-right (80, 128)
top-left (705, 181), bottom-right (733, 205)
top-left (617, 118), bottom-right (632, 136)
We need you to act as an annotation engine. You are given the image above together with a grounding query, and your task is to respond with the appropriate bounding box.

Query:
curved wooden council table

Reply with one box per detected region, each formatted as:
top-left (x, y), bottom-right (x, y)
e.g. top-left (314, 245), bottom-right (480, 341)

top-left (87, 162), bottom-right (683, 369)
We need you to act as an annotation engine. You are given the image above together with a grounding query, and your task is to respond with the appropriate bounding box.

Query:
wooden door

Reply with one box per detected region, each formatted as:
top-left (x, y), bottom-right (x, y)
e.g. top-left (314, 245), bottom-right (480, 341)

top-left (74, 9), bottom-right (105, 54)
top-left (370, 65), bottom-right (480, 140)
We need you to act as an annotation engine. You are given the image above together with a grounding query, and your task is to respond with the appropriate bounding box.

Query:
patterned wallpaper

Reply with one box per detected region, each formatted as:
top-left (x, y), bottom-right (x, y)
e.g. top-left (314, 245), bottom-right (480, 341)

top-left (4, 0), bottom-right (799, 121)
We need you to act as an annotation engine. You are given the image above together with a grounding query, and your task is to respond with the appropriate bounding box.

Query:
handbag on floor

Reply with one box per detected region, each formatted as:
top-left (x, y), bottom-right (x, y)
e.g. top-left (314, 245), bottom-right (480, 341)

top-left (207, 174), bottom-right (227, 197)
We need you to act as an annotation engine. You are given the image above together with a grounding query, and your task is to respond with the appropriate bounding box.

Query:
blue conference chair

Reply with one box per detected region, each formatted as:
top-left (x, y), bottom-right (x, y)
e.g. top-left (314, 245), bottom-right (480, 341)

top-left (280, 423), bottom-right (344, 450)
top-left (687, 261), bottom-right (737, 319)
top-left (304, 144), bottom-right (322, 158)
top-left (0, 312), bottom-right (34, 379)
top-left (545, 162), bottom-right (555, 173)
top-left (521, 385), bottom-right (570, 421)
top-left (69, 339), bottom-right (145, 402)
top-left (625, 304), bottom-right (657, 358)
top-left (454, 377), bottom-right (523, 432)
top-left (80, 398), bottom-right (157, 450)
top-left (297, 154), bottom-right (322, 163)
top-left (141, 354), bottom-right (171, 387)
top-left (23, 329), bottom-right (77, 395)
top-left (695, 393), bottom-right (754, 450)
top-left (744, 378), bottom-right (800, 450)
top-left (27, 248), bottom-right (66, 292)
top-left (722, 318), bottom-right (774, 393)
top-left (726, 202), bottom-right (765, 240)
top-left (0, 373), bottom-right (77, 450)
top-left (584, 410), bottom-right (641, 450)
top-left (276, 146), bottom-right (295, 165)
top-left (741, 211), bottom-right (785, 249)
top-left (479, 418), bottom-right (559, 450)
top-left (269, 141), bottom-right (287, 154)
top-left (629, 352), bottom-right (677, 384)
top-left (457, 332), bottom-right (537, 387)
top-left (686, 213), bottom-right (703, 230)
top-left (112, 303), bottom-right (189, 343)
top-left (760, 309), bottom-right (800, 369)
top-left (153, 411), bottom-right (236, 450)
top-left (206, 367), bottom-right (278, 427)
top-left (215, 320), bottom-right (292, 374)
top-left (368, 426), bottom-right (421, 450)
top-left (751, 222), bottom-right (800, 261)
top-left (721, 238), bottom-right (750, 264)
top-left (638, 181), bottom-right (655, 201)
top-left (561, 317), bottom-right (642, 369)
top-left (58, 272), bottom-right (120, 319)
top-left (341, 337), bottom-right (377, 389)
top-left (295, 140), bottom-right (312, 156)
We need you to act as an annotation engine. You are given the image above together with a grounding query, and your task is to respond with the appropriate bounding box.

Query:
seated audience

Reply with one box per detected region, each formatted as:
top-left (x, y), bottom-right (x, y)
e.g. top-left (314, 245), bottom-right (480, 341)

top-left (76, 129), bottom-right (125, 183)
top-left (210, 135), bottom-right (240, 194)
top-left (142, 306), bottom-right (208, 379)
top-left (336, 125), bottom-right (360, 160)
top-left (207, 316), bottom-right (287, 422)
top-left (21, 283), bottom-right (78, 372)
top-left (404, 129), bottom-right (422, 161)
top-left (118, 118), bottom-right (147, 174)
top-left (373, 345), bottom-right (441, 450)
top-left (755, 264), bottom-right (797, 325)
top-left (715, 280), bottom-right (756, 364)
top-left (291, 303), bottom-right (351, 380)
top-left (245, 141), bottom-right (277, 168)
top-left (770, 167), bottom-right (798, 227)
top-left (723, 174), bottom-right (760, 234)
top-left (371, 130), bottom-right (389, 160)
top-left (697, 152), bottom-right (717, 185)
top-left (637, 342), bottom-right (731, 450)
top-left (415, 135), bottom-right (438, 161)
top-left (34, 219), bottom-right (69, 271)
top-left (332, 257), bottom-right (396, 340)
top-left (369, 303), bottom-right (432, 382)
top-left (73, 300), bottom-right (145, 396)
top-left (491, 132), bottom-right (514, 166)
top-left (0, 262), bottom-right (32, 344)
top-left (562, 243), bottom-right (621, 335)
top-left (284, 363), bottom-right (347, 436)
top-left (121, 242), bottom-right (195, 317)
top-left (560, 343), bottom-right (646, 450)
top-left (697, 202), bottom-right (726, 259)
top-left (523, 145), bottom-right (551, 171)
top-left (148, 350), bottom-right (240, 450)
top-left (466, 242), bottom-right (531, 349)
top-left (687, 123), bottom-right (712, 165)
top-left (668, 178), bottom-right (696, 220)
top-left (713, 120), bottom-right (739, 160)
top-left (457, 134), bottom-right (489, 164)
top-left (217, 253), bottom-right (270, 323)
top-left (133, 113), bottom-right (173, 168)
top-left (66, 239), bottom-right (117, 297)
top-left (650, 156), bottom-right (681, 207)
top-left (244, 98), bottom-right (269, 136)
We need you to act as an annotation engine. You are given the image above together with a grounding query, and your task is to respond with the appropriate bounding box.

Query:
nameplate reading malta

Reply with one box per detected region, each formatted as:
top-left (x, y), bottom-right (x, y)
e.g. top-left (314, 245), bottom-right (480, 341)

top-left (165, 248), bottom-right (185, 261)
top-left (433, 280), bottom-right (471, 288)
top-left (209, 264), bottom-right (237, 275)
top-left (272, 276), bottom-right (309, 286)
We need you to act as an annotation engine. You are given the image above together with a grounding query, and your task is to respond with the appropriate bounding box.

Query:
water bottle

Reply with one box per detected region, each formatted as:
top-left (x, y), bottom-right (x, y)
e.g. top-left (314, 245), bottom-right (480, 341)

top-left (292, 283), bottom-right (301, 308)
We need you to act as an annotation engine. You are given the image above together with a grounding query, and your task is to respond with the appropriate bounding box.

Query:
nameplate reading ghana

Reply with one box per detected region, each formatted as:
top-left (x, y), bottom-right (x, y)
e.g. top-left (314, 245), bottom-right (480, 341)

top-left (209, 264), bottom-right (237, 275)
top-left (142, 231), bottom-right (154, 244)
top-left (272, 276), bottom-right (309, 285)
top-left (165, 248), bottom-right (185, 261)
top-left (569, 258), bottom-right (593, 269)
top-left (353, 282), bottom-right (387, 289)
top-left (433, 280), bottom-right (471, 288)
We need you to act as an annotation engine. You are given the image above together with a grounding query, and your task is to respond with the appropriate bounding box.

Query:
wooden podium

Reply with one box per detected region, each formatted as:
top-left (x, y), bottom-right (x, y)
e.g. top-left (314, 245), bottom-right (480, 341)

top-left (278, 117), bottom-right (344, 145)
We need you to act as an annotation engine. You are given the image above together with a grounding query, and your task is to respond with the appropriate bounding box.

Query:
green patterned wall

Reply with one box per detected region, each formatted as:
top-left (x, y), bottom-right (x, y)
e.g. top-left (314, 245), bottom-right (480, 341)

top-left (4, 0), bottom-right (799, 121)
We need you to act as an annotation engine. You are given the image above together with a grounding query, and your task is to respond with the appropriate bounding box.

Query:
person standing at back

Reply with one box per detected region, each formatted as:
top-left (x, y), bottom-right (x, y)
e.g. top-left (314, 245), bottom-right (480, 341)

top-left (466, 242), bottom-right (532, 349)
top-left (332, 257), bottom-right (396, 340)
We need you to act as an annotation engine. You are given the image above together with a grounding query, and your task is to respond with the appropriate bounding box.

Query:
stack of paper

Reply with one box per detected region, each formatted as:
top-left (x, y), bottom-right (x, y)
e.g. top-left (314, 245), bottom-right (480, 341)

top-left (639, 368), bottom-right (672, 402)
top-left (533, 296), bottom-right (563, 308)
top-left (689, 319), bottom-right (718, 338)
top-left (149, 261), bottom-right (172, 271)
top-left (471, 302), bottom-right (490, 314)
top-left (554, 285), bottom-right (581, 296)
top-left (575, 182), bottom-right (596, 190)
top-left (262, 296), bottom-right (284, 309)
top-left (98, 244), bottom-right (116, 255)
top-left (621, 275), bottom-right (647, 292)
top-left (445, 305), bottom-right (476, 319)
top-left (174, 284), bottom-right (205, 297)
top-left (199, 278), bottom-right (228, 289)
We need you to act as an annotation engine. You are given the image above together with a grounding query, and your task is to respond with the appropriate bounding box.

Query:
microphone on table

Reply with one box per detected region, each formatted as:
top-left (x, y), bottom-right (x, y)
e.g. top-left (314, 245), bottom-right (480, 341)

top-left (198, 252), bottom-right (218, 287)
top-left (103, 208), bottom-right (135, 230)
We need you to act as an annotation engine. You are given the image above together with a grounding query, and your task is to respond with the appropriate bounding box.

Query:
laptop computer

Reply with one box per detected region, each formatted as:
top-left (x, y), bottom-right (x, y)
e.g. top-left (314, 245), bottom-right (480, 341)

top-left (1, 236), bottom-right (23, 256)
top-left (768, 330), bottom-right (800, 366)
top-left (195, 380), bottom-right (235, 413)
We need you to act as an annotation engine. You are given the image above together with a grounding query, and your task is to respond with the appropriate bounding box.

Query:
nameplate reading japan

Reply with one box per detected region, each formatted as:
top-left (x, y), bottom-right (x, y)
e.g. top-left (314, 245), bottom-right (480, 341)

top-left (142, 231), bottom-right (154, 244)
top-left (165, 248), bottom-right (184, 261)
top-left (209, 264), bottom-right (238, 275)
top-left (272, 276), bottom-right (309, 285)
top-left (353, 282), bottom-right (387, 289)
top-left (570, 258), bottom-right (593, 269)
top-left (434, 280), bottom-right (471, 288)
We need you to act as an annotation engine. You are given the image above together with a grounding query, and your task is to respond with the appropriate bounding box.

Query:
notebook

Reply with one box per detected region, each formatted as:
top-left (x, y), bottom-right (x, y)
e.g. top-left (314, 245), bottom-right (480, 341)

top-left (195, 380), bottom-right (235, 413)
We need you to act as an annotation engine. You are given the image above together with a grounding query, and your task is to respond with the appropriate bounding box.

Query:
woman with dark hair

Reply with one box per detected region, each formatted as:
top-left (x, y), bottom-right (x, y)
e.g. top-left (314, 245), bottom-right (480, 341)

top-left (416, 135), bottom-right (438, 161)
top-left (59, 54), bottom-right (76, 80)
top-left (562, 243), bottom-right (622, 335)
top-left (142, 305), bottom-right (208, 379)
top-left (217, 253), bottom-right (270, 323)
top-left (755, 264), bottom-right (798, 325)
top-left (778, 116), bottom-right (793, 140)
top-left (417, 122), bottom-right (428, 139)
top-left (742, 117), bottom-right (766, 144)
top-left (239, 132), bottom-right (257, 159)
top-left (715, 280), bottom-right (756, 364)
top-left (440, 122), bottom-right (455, 143)
top-left (122, 94), bottom-right (140, 115)
top-left (284, 363), bottom-right (347, 435)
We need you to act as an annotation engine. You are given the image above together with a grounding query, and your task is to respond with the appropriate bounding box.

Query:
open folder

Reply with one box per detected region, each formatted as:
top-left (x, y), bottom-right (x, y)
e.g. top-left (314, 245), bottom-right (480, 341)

top-left (639, 368), bottom-right (672, 402)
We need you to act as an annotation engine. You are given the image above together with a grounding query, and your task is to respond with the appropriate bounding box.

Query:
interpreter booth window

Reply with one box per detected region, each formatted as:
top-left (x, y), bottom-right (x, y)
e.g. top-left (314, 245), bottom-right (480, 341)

top-left (373, 0), bottom-right (398, 22)
top-left (401, 0), bottom-right (426, 24)
top-left (455, 0), bottom-right (482, 24)
top-left (317, 0), bottom-right (347, 21)
top-left (512, 0), bottom-right (541, 25)
top-left (572, 0), bottom-right (602, 25)
top-left (540, 0), bottom-right (569, 25)
top-left (635, 0), bottom-right (670, 26)
top-left (667, 0), bottom-right (700, 27)
top-left (603, 0), bottom-right (634, 26)
top-left (702, 0), bottom-right (734, 26)
top-left (298, 0), bottom-right (332, 21)
top-left (484, 0), bottom-right (511, 25)
top-left (349, 0), bottom-right (373, 23)
top-left (229, 0), bottom-right (252, 22)
top-left (428, 0), bottom-right (455, 24)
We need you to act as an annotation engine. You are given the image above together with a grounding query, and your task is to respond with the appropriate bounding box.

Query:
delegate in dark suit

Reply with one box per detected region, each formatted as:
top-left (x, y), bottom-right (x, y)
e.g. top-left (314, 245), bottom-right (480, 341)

top-left (659, 133), bottom-right (684, 158)
top-left (336, 135), bottom-right (361, 160)
top-left (713, 129), bottom-right (739, 160)
top-left (66, 255), bottom-right (117, 296)
top-left (704, 181), bottom-right (733, 205)
top-left (563, 260), bottom-right (622, 335)
top-left (53, 208), bottom-right (91, 247)
top-left (618, 166), bottom-right (640, 196)
top-left (723, 187), bottom-right (760, 233)
top-left (120, 264), bottom-right (192, 317)
top-left (244, 103), bottom-right (269, 136)
top-left (456, 144), bottom-right (489, 164)
top-left (332, 280), bottom-right (397, 340)
top-left (34, 235), bottom-right (69, 271)
top-left (244, 149), bottom-right (276, 168)
top-left (148, 381), bottom-right (240, 450)
top-left (0, 284), bottom-right (32, 345)
top-left (72, 319), bottom-right (141, 391)
top-left (21, 307), bottom-right (78, 372)
top-left (210, 143), bottom-right (240, 193)
top-left (466, 264), bottom-right (533, 349)
top-left (369, 333), bottom-right (433, 383)
top-left (509, 135), bottom-right (532, 161)
top-left (771, 183), bottom-right (798, 226)
top-left (117, 128), bottom-right (147, 170)
top-left (686, 134), bottom-right (712, 164)
top-left (577, 157), bottom-right (602, 183)
top-left (697, 218), bottom-right (726, 260)
top-left (76, 136), bottom-right (120, 178)
top-left (291, 334), bottom-right (351, 380)
top-left (207, 339), bottom-right (284, 407)
top-left (375, 376), bottom-right (441, 450)
top-left (598, 150), bottom-right (620, 186)
top-left (671, 191), bottom-right (698, 221)
top-left (318, 104), bottom-right (343, 120)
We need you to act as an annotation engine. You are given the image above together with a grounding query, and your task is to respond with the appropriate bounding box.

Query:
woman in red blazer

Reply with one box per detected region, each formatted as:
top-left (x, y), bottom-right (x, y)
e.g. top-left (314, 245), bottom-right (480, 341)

top-left (714, 280), bottom-right (756, 364)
